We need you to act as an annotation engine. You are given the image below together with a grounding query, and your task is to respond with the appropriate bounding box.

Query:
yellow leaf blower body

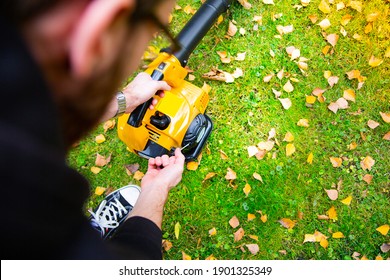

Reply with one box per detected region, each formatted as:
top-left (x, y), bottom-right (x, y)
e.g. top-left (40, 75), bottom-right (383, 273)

top-left (118, 0), bottom-right (233, 161)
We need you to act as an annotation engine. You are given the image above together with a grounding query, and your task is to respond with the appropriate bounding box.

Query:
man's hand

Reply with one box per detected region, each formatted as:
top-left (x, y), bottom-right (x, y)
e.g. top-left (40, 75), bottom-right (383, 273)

top-left (141, 148), bottom-right (185, 192)
top-left (123, 72), bottom-right (171, 113)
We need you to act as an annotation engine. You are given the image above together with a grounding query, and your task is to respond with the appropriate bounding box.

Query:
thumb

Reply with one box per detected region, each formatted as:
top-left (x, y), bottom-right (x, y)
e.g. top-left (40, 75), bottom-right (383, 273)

top-left (153, 80), bottom-right (171, 92)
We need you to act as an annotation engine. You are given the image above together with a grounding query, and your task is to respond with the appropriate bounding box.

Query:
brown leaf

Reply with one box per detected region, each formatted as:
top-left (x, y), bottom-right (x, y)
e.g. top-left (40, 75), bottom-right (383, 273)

top-left (125, 163), bottom-right (140, 175)
top-left (229, 216), bottom-right (240, 228)
top-left (95, 153), bottom-right (111, 167)
top-left (234, 227), bottom-right (245, 242)
top-left (380, 243), bottom-right (390, 253)
top-left (162, 239), bottom-right (173, 251)
top-left (325, 189), bottom-right (339, 200)
top-left (203, 172), bottom-right (216, 182)
top-left (317, 215), bottom-right (329, 220)
top-left (383, 131), bottom-right (390, 141)
top-left (360, 156), bottom-right (375, 170)
top-left (220, 150), bottom-right (229, 160)
top-left (330, 157), bottom-right (342, 167)
top-left (278, 218), bottom-right (296, 229)
top-left (225, 168), bottom-right (236, 180)
top-left (245, 244), bottom-right (259, 255)
top-left (103, 119), bottom-right (116, 133)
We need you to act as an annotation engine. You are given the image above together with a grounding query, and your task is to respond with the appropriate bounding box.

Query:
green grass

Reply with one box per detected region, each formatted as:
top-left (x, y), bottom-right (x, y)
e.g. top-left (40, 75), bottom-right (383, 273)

top-left (68, 0), bottom-right (390, 260)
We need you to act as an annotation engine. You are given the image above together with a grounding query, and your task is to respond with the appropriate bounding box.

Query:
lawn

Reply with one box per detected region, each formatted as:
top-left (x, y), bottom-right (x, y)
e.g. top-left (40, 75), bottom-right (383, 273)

top-left (67, 0), bottom-right (390, 260)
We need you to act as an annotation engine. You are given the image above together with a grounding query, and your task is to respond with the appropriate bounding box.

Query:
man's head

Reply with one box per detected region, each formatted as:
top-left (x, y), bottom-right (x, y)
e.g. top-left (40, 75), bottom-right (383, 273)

top-left (2, 0), bottom-right (175, 148)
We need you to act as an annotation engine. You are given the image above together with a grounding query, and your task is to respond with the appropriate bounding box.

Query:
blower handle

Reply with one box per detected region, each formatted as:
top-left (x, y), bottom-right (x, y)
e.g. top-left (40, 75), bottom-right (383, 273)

top-left (172, 0), bottom-right (233, 66)
top-left (127, 70), bottom-right (163, 127)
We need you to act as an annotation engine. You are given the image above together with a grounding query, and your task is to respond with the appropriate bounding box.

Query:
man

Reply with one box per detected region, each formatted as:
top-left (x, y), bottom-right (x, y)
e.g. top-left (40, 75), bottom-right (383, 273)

top-left (0, 0), bottom-right (184, 259)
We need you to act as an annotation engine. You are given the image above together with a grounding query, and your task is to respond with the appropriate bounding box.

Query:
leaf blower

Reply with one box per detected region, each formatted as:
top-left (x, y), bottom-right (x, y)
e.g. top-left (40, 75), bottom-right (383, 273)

top-left (117, 0), bottom-right (234, 161)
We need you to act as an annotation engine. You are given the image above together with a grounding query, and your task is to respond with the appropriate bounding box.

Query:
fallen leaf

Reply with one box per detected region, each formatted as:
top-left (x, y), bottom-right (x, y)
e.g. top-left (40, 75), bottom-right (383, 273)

top-left (340, 26), bottom-right (348, 36)
top-left (380, 112), bottom-right (390, 123)
top-left (232, 68), bottom-right (244, 78)
top-left (325, 189), bottom-right (339, 200)
top-left (243, 183), bottom-right (251, 197)
top-left (363, 174), bottom-right (373, 184)
top-left (367, 12), bottom-right (380, 22)
top-left (303, 234), bottom-right (316, 243)
top-left (235, 52), bottom-right (246, 61)
top-left (319, 0), bottom-right (331, 13)
top-left (341, 195), bottom-right (353, 206)
top-left (187, 161), bottom-right (199, 171)
top-left (346, 69), bottom-right (361, 80)
top-left (380, 243), bottom-right (390, 253)
top-left (352, 252), bottom-right (361, 260)
top-left (237, 0), bottom-right (252, 9)
top-left (257, 141), bottom-right (275, 151)
top-left (283, 132), bottom-right (295, 142)
top-left (277, 25), bottom-right (294, 35)
top-left (247, 146), bottom-right (259, 157)
top-left (246, 244), bottom-right (259, 255)
top-left (133, 170), bottom-right (144, 180)
top-left (279, 98), bottom-right (292, 110)
top-left (297, 119), bottom-right (309, 127)
top-left (383, 131), bottom-right (390, 141)
top-left (94, 186), bottom-right (106, 196)
top-left (125, 163), bottom-right (139, 175)
top-left (162, 239), bottom-right (173, 251)
top-left (268, 128), bottom-right (276, 140)
top-left (376, 225), bottom-right (389, 236)
top-left (336, 98), bottom-right (349, 109)
top-left (278, 218), bottom-right (296, 229)
top-left (234, 227), bottom-right (245, 242)
top-left (365, 22), bottom-right (373, 34)
top-left (209, 227), bottom-right (217, 236)
top-left (327, 34), bottom-right (339, 47)
top-left (369, 56), bottom-right (383, 67)
top-left (317, 215), bottom-right (330, 220)
top-left (360, 156), bottom-right (375, 170)
top-left (327, 206), bottom-right (338, 221)
top-left (229, 216), bottom-right (240, 228)
top-left (277, 68), bottom-right (285, 80)
top-left (283, 81), bottom-right (294, 93)
top-left (253, 172), bottom-right (263, 183)
top-left (95, 134), bottom-right (106, 144)
top-left (225, 168), bottom-right (236, 180)
top-left (203, 172), bottom-right (217, 182)
top-left (332, 232), bottom-right (345, 238)
top-left (328, 76), bottom-right (339, 87)
top-left (205, 254), bottom-right (217, 260)
top-left (286, 143), bottom-right (296, 156)
top-left (95, 153), bottom-right (111, 167)
top-left (260, 214), bottom-right (268, 223)
top-left (249, 235), bottom-right (259, 241)
top-left (341, 14), bottom-right (353, 26)
top-left (272, 88), bottom-right (282, 98)
top-left (367, 120), bottom-right (380, 129)
top-left (337, 2), bottom-right (345, 10)
top-left (328, 102), bottom-right (339, 114)
top-left (183, 5), bottom-right (196, 14)
top-left (263, 73), bottom-right (274, 83)
top-left (175, 222), bottom-right (181, 239)
top-left (220, 150), bottom-right (229, 160)
top-left (308, 14), bottom-right (318, 23)
top-left (301, 0), bottom-right (311, 6)
top-left (319, 19), bottom-right (331, 30)
top-left (263, 0), bottom-right (275, 4)
top-left (306, 95), bottom-right (316, 104)
top-left (330, 157), bottom-right (342, 167)
top-left (91, 166), bottom-right (102, 174)
top-left (347, 1), bottom-right (363, 12)
top-left (348, 142), bottom-right (357, 150)
top-left (307, 152), bottom-right (314, 164)
top-left (376, 255), bottom-right (383, 260)
top-left (247, 213), bottom-right (256, 221)
top-left (343, 89), bottom-right (356, 102)
top-left (103, 119), bottom-right (116, 133)
top-left (320, 238), bottom-right (329, 248)
top-left (182, 251), bottom-right (192, 260)
top-left (227, 21), bottom-right (238, 37)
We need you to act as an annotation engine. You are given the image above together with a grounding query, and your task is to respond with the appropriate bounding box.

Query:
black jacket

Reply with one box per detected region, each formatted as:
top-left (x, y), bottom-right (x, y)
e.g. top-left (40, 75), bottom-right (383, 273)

top-left (0, 16), bottom-right (162, 260)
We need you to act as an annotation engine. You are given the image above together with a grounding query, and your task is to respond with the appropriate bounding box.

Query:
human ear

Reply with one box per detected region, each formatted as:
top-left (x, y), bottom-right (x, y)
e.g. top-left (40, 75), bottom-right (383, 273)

top-left (69, 0), bottom-right (135, 78)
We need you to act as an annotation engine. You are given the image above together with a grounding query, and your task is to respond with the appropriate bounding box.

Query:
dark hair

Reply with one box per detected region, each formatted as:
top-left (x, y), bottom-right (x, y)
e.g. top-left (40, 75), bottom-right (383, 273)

top-left (1, 0), bottom-right (165, 24)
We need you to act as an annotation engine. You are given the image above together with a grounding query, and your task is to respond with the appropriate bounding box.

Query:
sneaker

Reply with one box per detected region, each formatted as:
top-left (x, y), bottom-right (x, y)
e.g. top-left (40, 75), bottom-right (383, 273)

top-left (89, 185), bottom-right (141, 239)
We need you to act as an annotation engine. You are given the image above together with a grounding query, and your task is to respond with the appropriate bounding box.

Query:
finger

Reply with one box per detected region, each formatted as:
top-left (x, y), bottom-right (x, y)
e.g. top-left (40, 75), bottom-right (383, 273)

top-left (157, 81), bottom-right (171, 91)
top-left (155, 156), bottom-right (162, 167)
top-left (161, 154), bottom-right (170, 166)
top-left (148, 158), bottom-right (157, 169)
top-left (174, 148), bottom-right (186, 164)
top-left (157, 91), bottom-right (165, 98)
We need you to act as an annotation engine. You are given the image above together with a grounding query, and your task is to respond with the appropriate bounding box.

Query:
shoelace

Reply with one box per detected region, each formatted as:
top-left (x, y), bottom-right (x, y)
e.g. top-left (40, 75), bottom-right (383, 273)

top-left (89, 198), bottom-right (128, 236)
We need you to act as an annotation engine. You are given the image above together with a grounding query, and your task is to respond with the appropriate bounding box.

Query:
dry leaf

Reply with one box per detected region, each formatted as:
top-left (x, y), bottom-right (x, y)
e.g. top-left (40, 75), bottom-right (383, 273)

top-left (327, 34), bottom-right (339, 47)
top-left (328, 76), bottom-right (339, 87)
top-left (332, 232), bottom-right (345, 238)
top-left (235, 52), bottom-right (246, 61)
top-left (286, 143), bottom-right (296, 156)
top-left (341, 195), bottom-right (353, 205)
top-left (209, 227), bottom-right (217, 236)
top-left (260, 214), bottom-right (268, 223)
top-left (203, 172), bottom-right (216, 182)
top-left (277, 69), bottom-right (285, 80)
top-left (263, 0), bottom-right (275, 4)
top-left (248, 146), bottom-right (259, 157)
top-left (383, 131), bottom-right (390, 141)
top-left (283, 132), bottom-right (294, 142)
top-left (308, 14), bottom-right (318, 23)
top-left (367, 120), bottom-right (380, 129)
top-left (363, 174), bottom-right (373, 184)
top-left (205, 254), bottom-right (217, 260)
top-left (348, 142), bottom-right (357, 150)
top-left (347, 1), bottom-right (363, 12)
top-left (318, 215), bottom-right (330, 220)
top-left (94, 186), bottom-right (106, 196)
top-left (278, 218), bottom-right (296, 229)
top-left (227, 21), bottom-right (238, 37)
top-left (380, 112), bottom-right (390, 123)
top-left (220, 150), bottom-right (229, 160)
top-left (306, 95), bottom-right (316, 104)
top-left (125, 163), bottom-right (139, 175)
top-left (307, 152), bottom-right (314, 164)
top-left (133, 170), bottom-right (144, 180)
top-left (95, 134), bottom-right (106, 144)
top-left (336, 98), bottom-right (349, 109)
top-left (243, 183), bottom-right (251, 197)
top-left (272, 88), bottom-right (282, 98)
top-left (297, 119), bottom-right (309, 127)
top-left (380, 243), bottom-right (390, 253)
top-left (246, 244), bottom-right (259, 255)
top-left (263, 73), bottom-right (274, 83)
top-left (232, 68), bottom-right (244, 78)
top-left (325, 189), bottom-right (339, 200)
top-left (202, 82), bottom-right (211, 94)
top-left (162, 239), bottom-right (173, 251)
top-left (367, 12), bottom-right (380, 22)
top-left (253, 172), bottom-right (263, 183)
top-left (182, 251), bottom-right (192, 260)
top-left (234, 227), bottom-right (245, 242)
top-left (183, 5), bottom-right (196, 14)
top-left (229, 216), bottom-right (240, 228)
top-left (237, 0), bottom-right (252, 9)
top-left (376, 225), bottom-right (389, 236)
top-left (249, 235), bottom-right (259, 241)
top-left (103, 119), bottom-right (116, 133)
top-left (303, 234), bottom-right (316, 243)
top-left (247, 213), bottom-right (256, 221)
top-left (341, 14), bottom-right (353, 26)
top-left (283, 81), bottom-right (294, 93)
top-left (188, 74), bottom-right (195, 81)
top-left (330, 157), bottom-right (342, 167)
top-left (343, 89), bottom-right (356, 102)
top-left (257, 141), bottom-right (275, 151)
top-left (279, 98), bottom-right (292, 110)
top-left (95, 153), bottom-right (111, 167)
top-left (340, 26), bottom-right (348, 36)
top-left (91, 166), bottom-right (102, 174)
top-left (328, 102), bottom-right (339, 114)
top-left (320, 238), bottom-right (329, 248)
top-left (319, 0), bottom-right (331, 13)
top-left (327, 206), bottom-right (338, 221)
top-left (187, 161), bottom-right (199, 171)
top-left (360, 156), bottom-right (375, 170)
top-left (225, 168), bottom-right (236, 180)
top-left (319, 19), bottom-right (331, 29)
top-left (175, 222), bottom-right (181, 239)
top-left (369, 56), bottom-right (383, 67)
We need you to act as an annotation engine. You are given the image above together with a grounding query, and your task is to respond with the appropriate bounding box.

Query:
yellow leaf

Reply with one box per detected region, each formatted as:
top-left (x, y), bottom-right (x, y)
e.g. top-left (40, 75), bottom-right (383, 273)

top-left (314, 230), bottom-right (328, 242)
top-left (330, 157), bottom-right (342, 167)
top-left (247, 213), bottom-right (256, 221)
top-left (175, 222), bottom-right (181, 239)
top-left (278, 218), bottom-right (296, 229)
top-left (186, 161), bottom-right (199, 171)
top-left (360, 255), bottom-right (369, 260)
top-left (375, 255), bottom-right (383, 260)
top-left (183, 5), bottom-right (196, 14)
top-left (162, 239), bottom-right (173, 251)
top-left (94, 186), bottom-right (106, 196)
top-left (376, 224), bottom-right (389, 236)
top-left (261, 214), bottom-right (268, 223)
top-left (320, 237), bottom-right (329, 248)
top-left (95, 134), bottom-right (106, 144)
top-left (365, 23), bottom-right (373, 34)
top-left (324, 70), bottom-right (332, 79)
top-left (201, 82), bottom-right (211, 94)
top-left (306, 95), bottom-right (316, 104)
top-left (332, 232), bottom-right (345, 238)
top-left (343, 89), bottom-right (356, 102)
top-left (380, 112), bottom-right (390, 123)
top-left (341, 14), bottom-right (353, 26)
top-left (217, 15), bottom-right (224, 25)
top-left (229, 216), bottom-right (240, 228)
top-left (308, 14), bottom-right (318, 23)
top-left (182, 251), bottom-right (192, 260)
top-left (348, 142), bottom-right (357, 150)
top-left (286, 143), bottom-right (296, 156)
top-left (347, 1), bottom-right (363, 13)
top-left (209, 227), bottom-right (217, 236)
top-left (322, 45), bottom-right (331, 55)
top-left (249, 234), bottom-right (259, 241)
top-left (205, 254), bottom-right (217, 260)
top-left (367, 12), bottom-right (380, 22)
top-left (243, 183), bottom-right (252, 197)
top-left (341, 195), bottom-right (352, 206)
top-left (297, 119), bottom-right (309, 127)
top-left (327, 206), bottom-right (338, 221)
top-left (303, 234), bottom-right (316, 243)
top-left (346, 69), bottom-right (361, 80)
top-left (103, 119), bottom-right (116, 133)
top-left (133, 170), bottom-right (144, 180)
top-left (307, 152), bottom-right (314, 164)
top-left (203, 172), bottom-right (216, 182)
top-left (319, 0), bottom-right (331, 13)
top-left (283, 132), bottom-right (295, 142)
top-left (91, 166), bottom-right (102, 174)
top-left (386, 47), bottom-right (390, 58)
top-left (225, 168), bottom-right (237, 180)
top-left (369, 56), bottom-right (383, 67)
top-left (220, 150), bottom-right (229, 160)
top-left (263, 0), bottom-right (275, 4)
top-left (360, 156), bottom-right (375, 170)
